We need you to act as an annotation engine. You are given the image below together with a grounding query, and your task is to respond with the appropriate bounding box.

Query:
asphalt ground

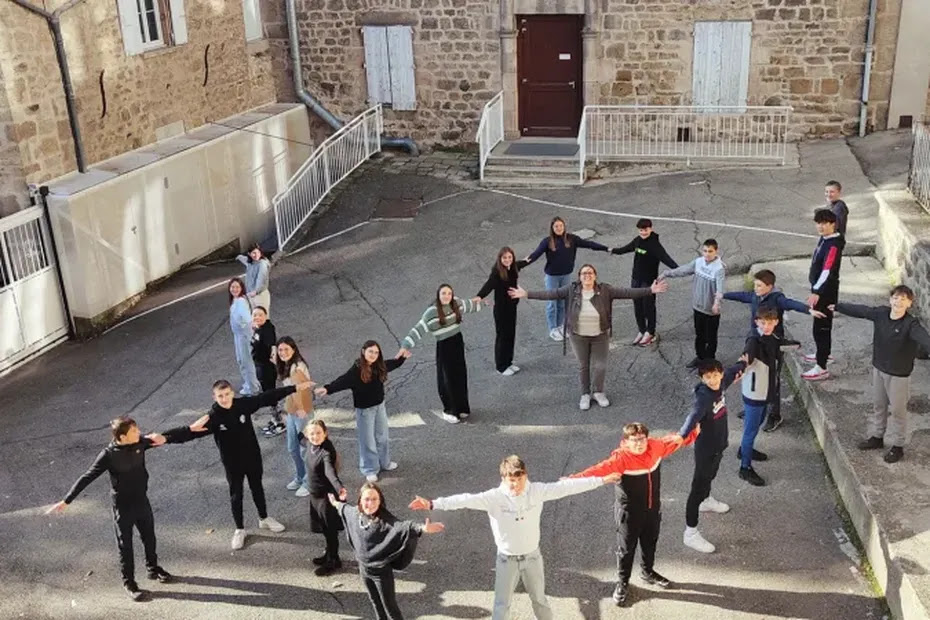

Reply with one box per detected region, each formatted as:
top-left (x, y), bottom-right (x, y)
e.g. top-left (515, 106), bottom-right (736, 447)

top-left (0, 139), bottom-right (887, 619)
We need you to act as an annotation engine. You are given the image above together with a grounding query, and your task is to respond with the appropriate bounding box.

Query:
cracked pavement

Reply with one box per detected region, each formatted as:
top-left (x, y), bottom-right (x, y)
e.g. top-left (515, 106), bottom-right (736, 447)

top-left (0, 139), bottom-right (886, 619)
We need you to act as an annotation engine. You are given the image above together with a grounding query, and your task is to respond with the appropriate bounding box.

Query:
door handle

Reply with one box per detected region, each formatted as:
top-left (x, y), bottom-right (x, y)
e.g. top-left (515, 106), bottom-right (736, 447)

top-left (522, 78), bottom-right (527, 84)
top-left (569, 81), bottom-right (575, 89)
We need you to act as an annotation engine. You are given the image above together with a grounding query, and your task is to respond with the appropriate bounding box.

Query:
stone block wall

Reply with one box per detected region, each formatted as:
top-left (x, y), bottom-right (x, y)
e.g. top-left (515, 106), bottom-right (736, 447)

top-left (877, 189), bottom-right (930, 320)
top-left (0, 72), bottom-right (30, 217)
top-left (295, 0), bottom-right (501, 150)
top-left (0, 0), bottom-right (281, 200)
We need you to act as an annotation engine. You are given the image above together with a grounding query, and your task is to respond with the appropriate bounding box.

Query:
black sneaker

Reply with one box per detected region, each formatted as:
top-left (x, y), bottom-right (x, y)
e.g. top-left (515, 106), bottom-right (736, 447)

top-left (314, 558), bottom-right (342, 577)
top-left (858, 437), bottom-right (884, 451)
top-left (612, 581), bottom-right (630, 606)
top-left (124, 581), bottom-right (144, 601)
top-left (736, 448), bottom-right (768, 462)
top-left (762, 416), bottom-right (783, 432)
top-left (146, 566), bottom-right (172, 583)
top-left (739, 466), bottom-right (766, 486)
top-left (883, 446), bottom-right (904, 463)
top-left (685, 357), bottom-right (700, 370)
top-left (312, 554), bottom-right (328, 566)
top-left (640, 569), bottom-right (671, 588)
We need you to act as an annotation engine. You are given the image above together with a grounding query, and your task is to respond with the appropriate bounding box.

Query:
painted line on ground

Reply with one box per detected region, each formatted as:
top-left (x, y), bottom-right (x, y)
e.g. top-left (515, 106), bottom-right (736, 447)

top-left (421, 189), bottom-right (475, 207)
top-left (287, 220), bottom-right (371, 257)
top-left (485, 188), bottom-right (871, 244)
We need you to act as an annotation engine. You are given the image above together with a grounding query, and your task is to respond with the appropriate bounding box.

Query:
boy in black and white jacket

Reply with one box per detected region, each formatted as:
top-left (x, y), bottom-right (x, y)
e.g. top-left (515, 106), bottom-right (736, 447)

top-left (739, 308), bottom-right (800, 487)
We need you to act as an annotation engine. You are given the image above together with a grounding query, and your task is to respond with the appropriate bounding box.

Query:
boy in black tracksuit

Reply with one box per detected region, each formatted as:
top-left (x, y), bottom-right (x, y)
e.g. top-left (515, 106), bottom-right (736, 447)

top-left (47, 417), bottom-right (174, 601)
top-left (611, 218), bottom-right (678, 345)
top-left (803, 209), bottom-right (845, 381)
top-left (163, 379), bottom-right (311, 550)
top-left (680, 357), bottom-right (747, 555)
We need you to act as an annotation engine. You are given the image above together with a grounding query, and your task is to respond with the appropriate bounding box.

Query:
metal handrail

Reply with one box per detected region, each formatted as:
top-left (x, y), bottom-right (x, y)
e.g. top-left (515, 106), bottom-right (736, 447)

top-left (476, 91), bottom-right (504, 181)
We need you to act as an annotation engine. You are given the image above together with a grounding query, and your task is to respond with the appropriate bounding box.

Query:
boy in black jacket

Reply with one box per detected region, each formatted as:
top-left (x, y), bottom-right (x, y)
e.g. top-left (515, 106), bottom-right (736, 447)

top-left (680, 357), bottom-right (746, 554)
top-left (250, 306), bottom-right (284, 437)
top-left (803, 209), bottom-right (845, 381)
top-left (612, 219), bottom-right (678, 346)
top-left (164, 379), bottom-right (312, 550)
top-left (47, 417), bottom-right (174, 601)
top-left (832, 285), bottom-right (930, 463)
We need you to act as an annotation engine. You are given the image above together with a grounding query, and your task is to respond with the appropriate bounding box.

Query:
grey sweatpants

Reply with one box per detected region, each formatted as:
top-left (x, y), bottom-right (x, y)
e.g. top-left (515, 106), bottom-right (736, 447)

top-left (868, 367), bottom-right (911, 447)
top-left (492, 549), bottom-right (552, 620)
top-left (568, 332), bottom-right (609, 394)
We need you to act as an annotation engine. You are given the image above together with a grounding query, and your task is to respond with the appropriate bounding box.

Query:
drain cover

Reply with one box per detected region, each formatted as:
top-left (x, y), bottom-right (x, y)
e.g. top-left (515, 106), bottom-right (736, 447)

top-left (373, 198), bottom-right (420, 219)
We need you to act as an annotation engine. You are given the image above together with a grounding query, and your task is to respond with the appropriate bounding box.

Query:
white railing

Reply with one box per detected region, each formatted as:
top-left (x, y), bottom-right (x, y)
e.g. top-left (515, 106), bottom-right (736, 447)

top-left (273, 104), bottom-right (383, 249)
top-left (476, 91), bottom-right (504, 181)
top-left (578, 106), bottom-right (792, 173)
top-left (909, 119), bottom-right (930, 214)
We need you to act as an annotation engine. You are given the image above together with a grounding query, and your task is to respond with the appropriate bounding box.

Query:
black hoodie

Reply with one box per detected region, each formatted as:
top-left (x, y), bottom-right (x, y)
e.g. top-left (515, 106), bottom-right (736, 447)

top-left (611, 233), bottom-right (678, 282)
top-left (679, 361), bottom-right (746, 456)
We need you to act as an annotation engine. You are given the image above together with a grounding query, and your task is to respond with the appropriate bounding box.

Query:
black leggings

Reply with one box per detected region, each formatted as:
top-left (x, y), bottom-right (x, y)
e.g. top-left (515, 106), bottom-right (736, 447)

top-left (494, 305), bottom-right (517, 372)
top-left (225, 465), bottom-right (267, 529)
top-left (360, 566), bottom-right (404, 620)
top-left (616, 503), bottom-right (661, 582)
top-left (631, 278), bottom-right (657, 334)
top-left (812, 291), bottom-right (837, 368)
top-left (436, 332), bottom-right (470, 417)
top-left (113, 499), bottom-right (158, 584)
top-left (693, 310), bottom-right (720, 360)
top-left (686, 450), bottom-right (724, 527)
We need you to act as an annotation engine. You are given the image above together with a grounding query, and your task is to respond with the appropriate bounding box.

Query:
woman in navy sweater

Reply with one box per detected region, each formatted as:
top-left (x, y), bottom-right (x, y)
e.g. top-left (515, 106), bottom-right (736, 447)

top-left (474, 246), bottom-right (529, 376)
top-left (524, 217), bottom-right (613, 341)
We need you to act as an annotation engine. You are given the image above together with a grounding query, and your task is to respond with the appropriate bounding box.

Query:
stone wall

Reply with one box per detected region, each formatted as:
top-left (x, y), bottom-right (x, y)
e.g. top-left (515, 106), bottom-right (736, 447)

top-left (295, 0), bottom-right (501, 149)
top-left (0, 67), bottom-right (29, 217)
top-left (0, 0), bottom-right (281, 197)
top-left (876, 188), bottom-right (930, 320)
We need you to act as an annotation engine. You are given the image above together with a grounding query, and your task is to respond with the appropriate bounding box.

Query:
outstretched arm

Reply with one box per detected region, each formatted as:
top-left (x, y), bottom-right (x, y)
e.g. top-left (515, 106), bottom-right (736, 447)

top-left (402, 307), bottom-right (433, 350)
top-left (53, 450), bottom-right (110, 510)
top-left (517, 285), bottom-right (571, 301)
top-left (661, 259), bottom-right (696, 279)
top-left (534, 475), bottom-right (618, 502)
top-left (414, 488), bottom-right (498, 512)
top-left (656, 243), bottom-right (678, 269)
top-left (722, 291), bottom-right (753, 304)
top-left (610, 239), bottom-right (636, 256)
top-left (833, 302), bottom-right (878, 320)
top-left (525, 239), bottom-right (548, 265)
top-left (568, 451), bottom-right (632, 478)
top-left (574, 236), bottom-right (609, 252)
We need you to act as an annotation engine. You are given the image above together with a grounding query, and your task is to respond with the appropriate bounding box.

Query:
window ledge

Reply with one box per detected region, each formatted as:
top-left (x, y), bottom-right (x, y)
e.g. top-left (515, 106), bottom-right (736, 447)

top-left (140, 44), bottom-right (185, 59)
top-left (246, 39), bottom-right (270, 55)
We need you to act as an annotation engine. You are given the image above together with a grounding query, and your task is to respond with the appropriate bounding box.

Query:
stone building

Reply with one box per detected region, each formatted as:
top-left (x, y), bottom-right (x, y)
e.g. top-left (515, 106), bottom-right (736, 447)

top-left (296, 0), bottom-right (930, 149)
top-left (0, 0), bottom-right (295, 216)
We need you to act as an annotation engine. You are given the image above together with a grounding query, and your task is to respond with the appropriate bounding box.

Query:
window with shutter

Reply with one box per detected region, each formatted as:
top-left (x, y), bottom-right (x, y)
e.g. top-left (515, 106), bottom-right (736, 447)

top-left (692, 21), bottom-right (752, 110)
top-left (363, 25), bottom-right (417, 110)
top-left (117, 0), bottom-right (189, 55)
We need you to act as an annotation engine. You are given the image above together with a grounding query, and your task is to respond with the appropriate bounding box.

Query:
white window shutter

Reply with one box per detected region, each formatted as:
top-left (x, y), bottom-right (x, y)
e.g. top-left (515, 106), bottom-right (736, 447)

top-left (693, 21), bottom-right (751, 109)
top-left (362, 26), bottom-right (391, 105)
top-left (387, 26), bottom-right (416, 110)
top-left (243, 0), bottom-right (263, 41)
top-left (117, 0), bottom-right (144, 56)
top-left (169, 0), bottom-right (188, 45)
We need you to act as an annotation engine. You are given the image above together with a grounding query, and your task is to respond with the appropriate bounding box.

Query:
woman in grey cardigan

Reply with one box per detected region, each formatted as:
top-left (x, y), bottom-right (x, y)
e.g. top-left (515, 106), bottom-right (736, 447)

top-left (237, 243), bottom-right (272, 316)
top-left (510, 264), bottom-right (667, 410)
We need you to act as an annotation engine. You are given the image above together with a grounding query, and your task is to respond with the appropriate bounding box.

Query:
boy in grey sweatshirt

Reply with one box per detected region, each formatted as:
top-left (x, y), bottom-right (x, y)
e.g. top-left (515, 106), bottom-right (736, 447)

top-left (661, 239), bottom-right (726, 369)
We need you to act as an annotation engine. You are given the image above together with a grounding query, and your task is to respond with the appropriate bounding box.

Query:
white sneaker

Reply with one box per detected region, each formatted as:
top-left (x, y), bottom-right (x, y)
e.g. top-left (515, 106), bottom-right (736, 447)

top-left (259, 517), bottom-right (285, 533)
top-left (295, 485), bottom-right (310, 497)
top-left (579, 394), bottom-right (591, 411)
top-left (508, 364), bottom-right (521, 373)
top-left (231, 529), bottom-right (247, 550)
top-left (365, 473), bottom-right (379, 483)
top-left (285, 479), bottom-right (301, 491)
top-left (549, 328), bottom-right (564, 342)
top-left (699, 496), bottom-right (730, 514)
top-left (501, 367), bottom-right (516, 376)
top-left (592, 392), bottom-right (610, 407)
top-left (802, 352), bottom-right (834, 363)
top-left (558, 325), bottom-right (566, 337)
top-left (802, 365), bottom-right (830, 381)
top-left (683, 527), bottom-right (715, 553)
top-left (442, 413), bottom-right (460, 424)
top-left (632, 332), bottom-right (644, 345)
top-left (383, 461), bottom-right (399, 471)
top-left (639, 332), bottom-right (654, 346)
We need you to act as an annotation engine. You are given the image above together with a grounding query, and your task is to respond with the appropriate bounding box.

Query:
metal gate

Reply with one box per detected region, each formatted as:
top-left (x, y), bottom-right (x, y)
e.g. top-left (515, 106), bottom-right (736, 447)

top-left (0, 206), bottom-right (69, 375)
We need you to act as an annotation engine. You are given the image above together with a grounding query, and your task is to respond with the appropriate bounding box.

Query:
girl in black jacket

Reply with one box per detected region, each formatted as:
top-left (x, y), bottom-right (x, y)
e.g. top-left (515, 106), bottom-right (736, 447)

top-left (474, 246), bottom-right (529, 376)
top-left (250, 306), bottom-right (284, 436)
top-left (315, 341), bottom-right (409, 483)
top-left (329, 483), bottom-right (444, 620)
top-left (304, 419), bottom-right (347, 576)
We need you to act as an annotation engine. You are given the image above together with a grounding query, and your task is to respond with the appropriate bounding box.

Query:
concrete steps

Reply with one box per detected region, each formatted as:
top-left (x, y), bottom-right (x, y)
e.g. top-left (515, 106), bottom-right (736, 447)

top-left (480, 155), bottom-right (583, 187)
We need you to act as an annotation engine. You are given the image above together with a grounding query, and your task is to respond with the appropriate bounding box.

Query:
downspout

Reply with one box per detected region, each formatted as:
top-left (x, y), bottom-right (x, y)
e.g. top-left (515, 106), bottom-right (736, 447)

top-left (858, 0), bottom-right (878, 137)
top-left (38, 186), bottom-right (76, 339)
top-left (284, 0), bottom-right (418, 155)
top-left (11, 0), bottom-right (87, 172)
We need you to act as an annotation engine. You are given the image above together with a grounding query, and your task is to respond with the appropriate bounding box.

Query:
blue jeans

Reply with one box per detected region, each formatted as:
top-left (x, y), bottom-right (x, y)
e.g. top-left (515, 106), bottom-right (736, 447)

top-left (286, 413), bottom-right (308, 484)
top-left (233, 330), bottom-right (260, 395)
top-left (741, 401), bottom-right (767, 468)
top-left (544, 273), bottom-right (572, 331)
top-left (356, 403), bottom-right (391, 476)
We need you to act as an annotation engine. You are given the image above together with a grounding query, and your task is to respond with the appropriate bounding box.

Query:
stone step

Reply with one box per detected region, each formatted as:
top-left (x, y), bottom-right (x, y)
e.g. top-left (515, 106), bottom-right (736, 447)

top-left (485, 155), bottom-right (579, 169)
top-left (482, 164), bottom-right (582, 180)
top-left (479, 175), bottom-right (582, 188)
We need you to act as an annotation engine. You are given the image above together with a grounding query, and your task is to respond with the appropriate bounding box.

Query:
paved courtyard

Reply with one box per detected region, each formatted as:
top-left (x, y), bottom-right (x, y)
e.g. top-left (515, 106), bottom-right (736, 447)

top-left (0, 140), bottom-right (888, 619)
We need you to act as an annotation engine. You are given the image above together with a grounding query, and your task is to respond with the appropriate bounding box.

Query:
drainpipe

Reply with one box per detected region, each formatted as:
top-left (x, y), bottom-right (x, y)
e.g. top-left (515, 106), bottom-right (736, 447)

top-left (11, 0), bottom-right (87, 172)
top-left (284, 0), bottom-right (418, 155)
top-left (38, 186), bottom-right (77, 339)
top-left (858, 0), bottom-right (878, 137)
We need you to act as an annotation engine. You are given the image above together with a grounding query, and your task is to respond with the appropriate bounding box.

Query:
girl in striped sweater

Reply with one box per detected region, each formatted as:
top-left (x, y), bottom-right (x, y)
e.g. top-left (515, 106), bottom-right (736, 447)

top-left (400, 284), bottom-right (483, 424)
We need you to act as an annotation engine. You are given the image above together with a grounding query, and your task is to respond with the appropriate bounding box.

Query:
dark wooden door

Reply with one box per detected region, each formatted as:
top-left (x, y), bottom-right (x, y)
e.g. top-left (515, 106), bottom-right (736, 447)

top-left (517, 15), bottom-right (583, 137)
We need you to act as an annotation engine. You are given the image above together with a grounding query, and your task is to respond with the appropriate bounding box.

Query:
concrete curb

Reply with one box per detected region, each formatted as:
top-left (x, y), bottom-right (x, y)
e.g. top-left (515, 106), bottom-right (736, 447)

top-left (785, 350), bottom-right (928, 620)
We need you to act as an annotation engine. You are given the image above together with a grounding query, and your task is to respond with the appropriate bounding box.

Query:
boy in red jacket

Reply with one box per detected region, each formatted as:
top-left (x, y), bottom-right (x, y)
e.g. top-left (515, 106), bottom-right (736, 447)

top-left (569, 422), bottom-right (698, 606)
